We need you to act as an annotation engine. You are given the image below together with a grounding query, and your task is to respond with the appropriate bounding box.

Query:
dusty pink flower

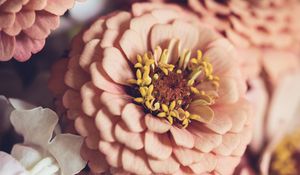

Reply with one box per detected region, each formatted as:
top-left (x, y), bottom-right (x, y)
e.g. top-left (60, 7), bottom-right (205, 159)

top-left (188, 0), bottom-right (300, 81)
top-left (49, 3), bottom-right (252, 175)
top-left (188, 0), bottom-right (300, 50)
top-left (0, 0), bottom-right (78, 62)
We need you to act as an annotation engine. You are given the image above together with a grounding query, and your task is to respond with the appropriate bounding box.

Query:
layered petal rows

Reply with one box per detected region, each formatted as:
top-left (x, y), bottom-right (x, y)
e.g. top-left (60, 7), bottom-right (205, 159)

top-left (49, 3), bottom-right (253, 175)
top-left (0, 0), bottom-right (78, 61)
top-left (188, 0), bottom-right (300, 81)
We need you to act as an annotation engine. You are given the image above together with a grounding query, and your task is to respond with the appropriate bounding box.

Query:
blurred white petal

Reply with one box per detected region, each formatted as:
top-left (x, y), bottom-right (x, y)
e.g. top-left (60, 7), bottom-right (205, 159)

top-left (70, 0), bottom-right (108, 22)
top-left (10, 108), bottom-right (58, 148)
top-left (0, 151), bottom-right (28, 175)
top-left (48, 134), bottom-right (85, 175)
top-left (11, 144), bottom-right (44, 170)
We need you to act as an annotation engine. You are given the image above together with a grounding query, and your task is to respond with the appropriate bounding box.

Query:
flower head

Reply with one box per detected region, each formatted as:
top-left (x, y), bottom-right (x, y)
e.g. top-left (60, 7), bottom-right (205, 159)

top-left (0, 0), bottom-right (79, 62)
top-left (49, 2), bottom-right (252, 174)
top-left (9, 107), bottom-right (86, 175)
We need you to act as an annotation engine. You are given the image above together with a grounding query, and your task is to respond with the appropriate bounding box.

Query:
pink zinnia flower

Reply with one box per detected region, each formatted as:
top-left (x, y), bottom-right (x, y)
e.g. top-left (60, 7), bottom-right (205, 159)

top-left (0, 0), bottom-right (79, 62)
top-left (49, 3), bottom-right (252, 174)
top-left (188, 0), bottom-right (300, 80)
top-left (188, 0), bottom-right (300, 50)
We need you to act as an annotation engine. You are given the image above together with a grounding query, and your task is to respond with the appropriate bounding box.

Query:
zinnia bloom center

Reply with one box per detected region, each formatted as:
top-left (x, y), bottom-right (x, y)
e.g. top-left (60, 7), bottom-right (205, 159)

top-left (128, 40), bottom-right (220, 128)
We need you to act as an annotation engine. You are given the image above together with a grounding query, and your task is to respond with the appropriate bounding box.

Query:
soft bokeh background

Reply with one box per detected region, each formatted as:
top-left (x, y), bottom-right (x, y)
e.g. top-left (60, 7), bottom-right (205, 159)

top-left (1, 1), bottom-right (300, 174)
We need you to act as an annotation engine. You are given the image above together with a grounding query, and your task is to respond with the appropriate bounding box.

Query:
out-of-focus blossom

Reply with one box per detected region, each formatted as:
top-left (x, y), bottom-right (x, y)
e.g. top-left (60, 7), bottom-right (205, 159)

top-left (7, 107), bottom-right (86, 175)
top-left (49, 2), bottom-right (252, 174)
top-left (0, 0), bottom-right (80, 62)
top-left (0, 152), bottom-right (27, 175)
top-left (188, 0), bottom-right (300, 50)
top-left (188, 0), bottom-right (300, 83)
top-left (259, 71), bottom-right (300, 175)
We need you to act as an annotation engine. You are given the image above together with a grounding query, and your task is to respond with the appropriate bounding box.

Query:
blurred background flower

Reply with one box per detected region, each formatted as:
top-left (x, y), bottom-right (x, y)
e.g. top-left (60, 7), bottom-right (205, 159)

top-left (1, 0), bottom-right (300, 175)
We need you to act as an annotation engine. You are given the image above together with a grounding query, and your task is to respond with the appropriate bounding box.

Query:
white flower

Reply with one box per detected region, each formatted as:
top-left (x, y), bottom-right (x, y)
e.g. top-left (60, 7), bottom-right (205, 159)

top-left (9, 107), bottom-right (86, 175)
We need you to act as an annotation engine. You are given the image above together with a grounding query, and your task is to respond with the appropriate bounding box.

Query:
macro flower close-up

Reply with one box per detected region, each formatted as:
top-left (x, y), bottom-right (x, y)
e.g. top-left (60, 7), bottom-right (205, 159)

top-left (1, 0), bottom-right (300, 175)
top-left (0, 0), bottom-right (80, 62)
top-left (49, 3), bottom-right (252, 174)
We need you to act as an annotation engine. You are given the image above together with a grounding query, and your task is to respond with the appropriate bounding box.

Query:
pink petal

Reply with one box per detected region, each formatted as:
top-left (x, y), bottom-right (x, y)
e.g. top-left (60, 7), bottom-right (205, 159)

top-left (170, 127), bottom-right (194, 148)
top-left (173, 147), bottom-right (205, 166)
top-left (225, 29), bottom-right (250, 48)
top-left (81, 82), bottom-right (102, 117)
top-left (150, 23), bottom-right (173, 53)
top-left (24, 11), bottom-right (59, 40)
top-left (62, 89), bottom-right (81, 114)
top-left (79, 39), bottom-right (100, 72)
top-left (90, 62), bottom-right (125, 94)
top-left (120, 29), bottom-right (147, 64)
top-left (4, 11), bottom-right (35, 36)
top-left (114, 122), bottom-right (144, 150)
top-left (213, 133), bottom-right (240, 156)
top-left (0, 12), bottom-right (15, 28)
top-left (65, 68), bottom-right (89, 90)
top-left (144, 131), bottom-right (172, 160)
top-left (100, 29), bottom-right (119, 48)
top-left (204, 108), bottom-right (233, 134)
top-left (0, 32), bottom-right (15, 61)
top-left (204, 40), bottom-right (237, 78)
top-left (145, 114), bottom-right (171, 133)
top-left (102, 47), bottom-right (134, 85)
top-left (172, 20), bottom-right (199, 52)
top-left (122, 148), bottom-right (152, 175)
top-left (0, 0), bottom-right (23, 12)
top-left (188, 153), bottom-right (217, 174)
top-left (95, 109), bottom-right (118, 142)
top-left (45, 0), bottom-right (75, 16)
top-left (217, 100), bottom-right (249, 133)
top-left (262, 50), bottom-right (300, 86)
top-left (80, 144), bottom-right (108, 173)
top-left (99, 92), bottom-right (129, 116)
top-left (216, 77), bottom-right (240, 104)
top-left (151, 8), bottom-right (180, 23)
top-left (83, 18), bottom-right (105, 42)
top-left (197, 25), bottom-right (220, 50)
top-left (214, 156), bottom-right (241, 175)
top-left (98, 141), bottom-right (122, 167)
top-left (106, 11), bottom-right (131, 30)
top-left (121, 103), bottom-right (146, 132)
top-left (189, 126), bottom-right (222, 153)
top-left (24, 0), bottom-right (47, 10)
top-left (74, 116), bottom-right (100, 149)
top-left (148, 156), bottom-right (180, 174)
top-left (130, 14), bottom-right (158, 51)
top-left (14, 34), bottom-right (45, 62)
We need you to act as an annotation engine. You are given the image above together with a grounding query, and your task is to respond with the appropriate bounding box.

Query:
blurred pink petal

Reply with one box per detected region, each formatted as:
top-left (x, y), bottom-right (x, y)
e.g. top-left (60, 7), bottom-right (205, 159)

top-left (14, 33), bottom-right (45, 62)
top-left (0, 0), bottom-right (80, 61)
top-left (0, 32), bottom-right (15, 61)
